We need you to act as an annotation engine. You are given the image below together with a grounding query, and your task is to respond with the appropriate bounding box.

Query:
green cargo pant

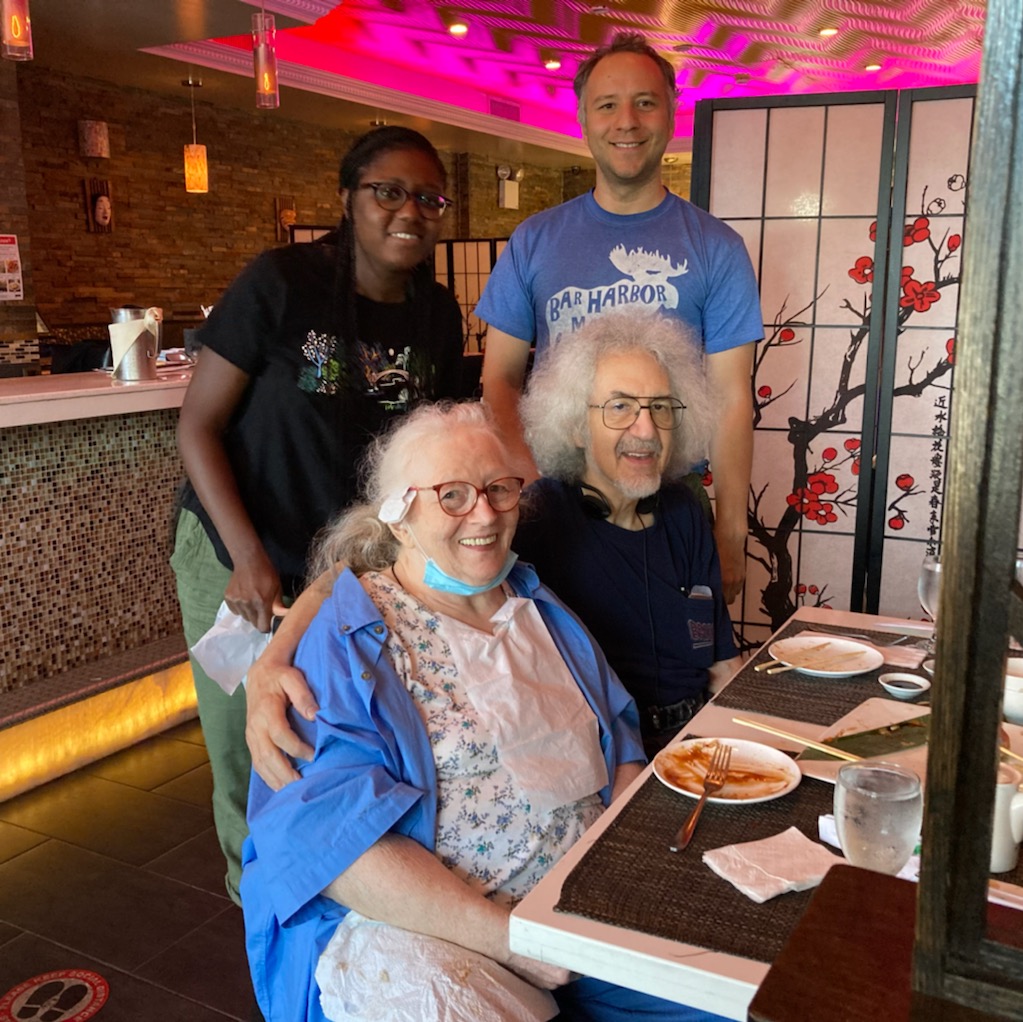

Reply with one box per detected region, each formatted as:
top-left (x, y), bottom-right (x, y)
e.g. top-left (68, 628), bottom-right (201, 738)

top-left (170, 508), bottom-right (250, 905)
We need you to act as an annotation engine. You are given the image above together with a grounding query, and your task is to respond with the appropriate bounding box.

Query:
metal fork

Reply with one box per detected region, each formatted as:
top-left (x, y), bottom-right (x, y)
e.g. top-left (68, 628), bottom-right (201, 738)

top-left (669, 743), bottom-right (733, 852)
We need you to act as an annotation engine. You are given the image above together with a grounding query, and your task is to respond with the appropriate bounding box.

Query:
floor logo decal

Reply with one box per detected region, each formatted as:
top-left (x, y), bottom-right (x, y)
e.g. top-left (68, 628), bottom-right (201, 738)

top-left (0, 970), bottom-right (109, 1021)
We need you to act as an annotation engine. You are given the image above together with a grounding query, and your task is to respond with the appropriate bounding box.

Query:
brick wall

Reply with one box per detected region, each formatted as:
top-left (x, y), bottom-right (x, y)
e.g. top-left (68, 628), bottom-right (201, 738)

top-left (0, 62), bottom-right (36, 349)
top-left (7, 64), bottom-right (691, 350)
top-left (462, 152), bottom-right (564, 239)
top-left (15, 66), bottom-right (370, 330)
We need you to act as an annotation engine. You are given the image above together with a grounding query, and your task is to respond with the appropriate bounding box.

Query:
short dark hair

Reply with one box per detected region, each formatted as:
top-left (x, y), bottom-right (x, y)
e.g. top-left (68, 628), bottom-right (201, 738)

top-left (573, 31), bottom-right (679, 123)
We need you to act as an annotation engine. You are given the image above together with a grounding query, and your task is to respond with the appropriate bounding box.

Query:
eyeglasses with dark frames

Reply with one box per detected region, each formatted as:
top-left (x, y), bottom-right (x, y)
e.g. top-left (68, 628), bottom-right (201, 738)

top-left (359, 182), bottom-right (451, 220)
top-left (411, 477), bottom-right (525, 517)
top-left (588, 396), bottom-right (686, 430)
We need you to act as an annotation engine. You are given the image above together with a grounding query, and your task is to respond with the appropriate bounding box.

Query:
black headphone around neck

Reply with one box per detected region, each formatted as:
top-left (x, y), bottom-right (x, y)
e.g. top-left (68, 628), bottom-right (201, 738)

top-left (578, 482), bottom-right (659, 519)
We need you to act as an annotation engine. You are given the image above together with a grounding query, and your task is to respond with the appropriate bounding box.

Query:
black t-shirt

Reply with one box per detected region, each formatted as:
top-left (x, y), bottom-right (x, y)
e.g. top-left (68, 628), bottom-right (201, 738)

top-left (513, 477), bottom-right (737, 712)
top-left (179, 242), bottom-right (464, 596)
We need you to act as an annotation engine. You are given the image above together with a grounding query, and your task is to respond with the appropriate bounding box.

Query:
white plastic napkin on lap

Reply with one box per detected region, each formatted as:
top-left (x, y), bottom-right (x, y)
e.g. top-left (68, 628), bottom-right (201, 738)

top-left (703, 826), bottom-right (844, 903)
top-left (189, 601), bottom-right (272, 696)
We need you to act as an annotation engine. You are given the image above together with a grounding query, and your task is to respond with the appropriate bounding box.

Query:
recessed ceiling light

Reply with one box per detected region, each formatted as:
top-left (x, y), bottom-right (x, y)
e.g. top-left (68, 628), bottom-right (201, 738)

top-left (544, 58), bottom-right (561, 70)
top-left (448, 19), bottom-right (468, 37)
top-left (819, 27), bottom-right (839, 37)
top-left (662, 156), bottom-right (678, 164)
top-left (865, 62), bottom-right (882, 71)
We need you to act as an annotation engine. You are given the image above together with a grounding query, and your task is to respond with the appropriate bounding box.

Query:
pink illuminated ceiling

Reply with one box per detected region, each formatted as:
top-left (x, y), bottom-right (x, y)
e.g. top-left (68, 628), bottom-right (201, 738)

top-left (146, 0), bottom-right (986, 155)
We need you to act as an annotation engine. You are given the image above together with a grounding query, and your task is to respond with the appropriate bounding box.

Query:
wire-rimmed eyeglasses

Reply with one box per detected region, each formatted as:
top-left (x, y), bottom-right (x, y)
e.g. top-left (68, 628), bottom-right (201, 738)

top-left (412, 477), bottom-right (525, 517)
top-left (588, 396), bottom-right (686, 430)
top-left (359, 182), bottom-right (451, 220)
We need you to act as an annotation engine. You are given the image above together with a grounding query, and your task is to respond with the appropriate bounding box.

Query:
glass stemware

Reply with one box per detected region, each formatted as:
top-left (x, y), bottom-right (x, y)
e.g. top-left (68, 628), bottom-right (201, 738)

top-left (917, 553), bottom-right (942, 654)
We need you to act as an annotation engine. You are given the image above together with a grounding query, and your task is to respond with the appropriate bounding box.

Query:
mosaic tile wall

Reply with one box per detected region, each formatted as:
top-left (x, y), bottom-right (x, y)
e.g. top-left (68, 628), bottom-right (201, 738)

top-left (0, 337), bottom-right (39, 365)
top-left (0, 409), bottom-right (185, 690)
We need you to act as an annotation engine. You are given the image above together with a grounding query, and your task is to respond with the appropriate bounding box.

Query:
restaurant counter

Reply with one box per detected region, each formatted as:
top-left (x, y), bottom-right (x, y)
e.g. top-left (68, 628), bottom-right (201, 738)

top-left (0, 366), bottom-right (191, 428)
top-left (0, 368), bottom-right (193, 692)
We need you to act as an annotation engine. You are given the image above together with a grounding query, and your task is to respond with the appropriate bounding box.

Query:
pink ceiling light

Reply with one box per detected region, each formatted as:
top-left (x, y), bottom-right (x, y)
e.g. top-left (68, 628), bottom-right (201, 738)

top-left (180, 0), bottom-right (985, 145)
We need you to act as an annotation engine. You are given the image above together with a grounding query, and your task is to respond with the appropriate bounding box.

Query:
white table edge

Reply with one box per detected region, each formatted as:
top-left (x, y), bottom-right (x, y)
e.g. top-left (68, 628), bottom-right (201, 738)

top-left (509, 607), bottom-right (937, 1017)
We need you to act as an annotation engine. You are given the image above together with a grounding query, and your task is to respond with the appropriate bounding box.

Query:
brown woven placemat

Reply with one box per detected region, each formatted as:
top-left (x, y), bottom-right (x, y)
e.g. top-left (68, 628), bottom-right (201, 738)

top-left (711, 622), bottom-right (923, 725)
top-left (555, 773), bottom-right (838, 963)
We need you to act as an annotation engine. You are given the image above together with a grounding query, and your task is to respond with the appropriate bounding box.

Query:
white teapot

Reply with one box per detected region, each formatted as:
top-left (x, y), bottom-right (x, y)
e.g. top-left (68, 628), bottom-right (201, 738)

top-left (990, 764), bottom-right (1023, 873)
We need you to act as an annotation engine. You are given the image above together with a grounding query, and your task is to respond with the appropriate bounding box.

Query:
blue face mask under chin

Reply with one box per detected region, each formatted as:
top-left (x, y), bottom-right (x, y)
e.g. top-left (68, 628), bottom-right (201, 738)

top-left (407, 524), bottom-right (518, 596)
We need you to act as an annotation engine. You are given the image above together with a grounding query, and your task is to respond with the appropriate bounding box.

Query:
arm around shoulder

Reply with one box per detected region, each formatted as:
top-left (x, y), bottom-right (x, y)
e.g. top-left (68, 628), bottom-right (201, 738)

top-left (481, 327), bottom-right (538, 482)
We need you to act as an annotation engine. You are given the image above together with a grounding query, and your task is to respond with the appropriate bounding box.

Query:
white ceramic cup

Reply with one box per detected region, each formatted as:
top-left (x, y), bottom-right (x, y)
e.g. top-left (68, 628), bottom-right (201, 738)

top-left (1004, 658), bottom-right (1023, 726)
top-left (990, 764), bottom-right (1023, 873)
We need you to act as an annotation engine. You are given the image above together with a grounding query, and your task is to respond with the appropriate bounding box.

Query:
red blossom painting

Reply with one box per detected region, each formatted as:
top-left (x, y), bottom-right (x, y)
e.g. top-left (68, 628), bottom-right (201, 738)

top-left (744, 176), bottom-right (964, 631)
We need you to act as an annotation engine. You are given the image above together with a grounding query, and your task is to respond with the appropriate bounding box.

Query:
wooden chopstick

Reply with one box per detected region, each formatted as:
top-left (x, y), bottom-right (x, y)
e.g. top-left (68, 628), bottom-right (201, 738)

top-left (1001, 745), bottom-right (1023, 766)
top-left (736, 717), bottom-right (1021, 770)
top-left (765, 650), bottom-right (869, 675)
top-left (731, 716), bottom-right (863, 762)
top-left (754, 641), bottom-right (832, 673)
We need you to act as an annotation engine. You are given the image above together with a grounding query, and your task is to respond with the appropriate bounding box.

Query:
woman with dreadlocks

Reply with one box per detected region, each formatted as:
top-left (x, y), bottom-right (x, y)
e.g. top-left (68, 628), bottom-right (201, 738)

top-left (172, 127), bottom-right (463, 904)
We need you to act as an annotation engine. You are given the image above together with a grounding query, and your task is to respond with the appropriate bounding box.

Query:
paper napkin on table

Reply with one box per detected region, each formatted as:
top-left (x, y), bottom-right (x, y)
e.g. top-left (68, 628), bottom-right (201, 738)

top-left (703, 826), bottom-right (844, 903)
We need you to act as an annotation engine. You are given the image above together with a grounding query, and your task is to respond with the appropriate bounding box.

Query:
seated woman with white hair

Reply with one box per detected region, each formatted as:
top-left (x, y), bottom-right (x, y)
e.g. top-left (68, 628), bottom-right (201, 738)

top-left (241, 402), bottom-right (725, 1022)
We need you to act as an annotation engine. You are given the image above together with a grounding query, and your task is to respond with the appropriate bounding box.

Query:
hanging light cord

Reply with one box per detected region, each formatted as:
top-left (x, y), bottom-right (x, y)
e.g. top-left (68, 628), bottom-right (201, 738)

top-left (189, 75), bottom-right (198, 146)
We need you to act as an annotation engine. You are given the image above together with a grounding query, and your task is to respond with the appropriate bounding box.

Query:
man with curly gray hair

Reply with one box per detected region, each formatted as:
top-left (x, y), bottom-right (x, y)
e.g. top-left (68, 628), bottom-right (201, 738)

top-left (516, 311), bottom-right (739, 755)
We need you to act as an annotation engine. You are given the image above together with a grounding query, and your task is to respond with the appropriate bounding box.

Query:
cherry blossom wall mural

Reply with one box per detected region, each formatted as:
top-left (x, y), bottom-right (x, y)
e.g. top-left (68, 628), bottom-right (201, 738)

top-left (694, 88), bottom-right (975, 648)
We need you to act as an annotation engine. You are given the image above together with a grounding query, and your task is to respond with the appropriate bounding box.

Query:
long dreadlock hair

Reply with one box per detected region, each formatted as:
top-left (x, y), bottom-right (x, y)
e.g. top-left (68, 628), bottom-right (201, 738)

top-left (328, 127), bottom-right (449, 392)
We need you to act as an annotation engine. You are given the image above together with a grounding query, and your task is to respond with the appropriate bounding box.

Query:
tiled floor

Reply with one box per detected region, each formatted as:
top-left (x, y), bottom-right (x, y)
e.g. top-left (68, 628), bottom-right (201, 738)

top-left (0, 718), bottom-right (260, 1021)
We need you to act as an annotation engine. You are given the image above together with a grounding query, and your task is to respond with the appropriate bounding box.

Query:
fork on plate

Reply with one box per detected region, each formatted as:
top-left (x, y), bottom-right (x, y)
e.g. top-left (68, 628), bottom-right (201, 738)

top-left (669, 743), bottom-right (733, 852)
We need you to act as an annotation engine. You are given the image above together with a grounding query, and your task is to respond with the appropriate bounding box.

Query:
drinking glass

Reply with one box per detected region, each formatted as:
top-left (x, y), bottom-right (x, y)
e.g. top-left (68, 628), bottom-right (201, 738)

top-left (917, 553), bottom-right (942, 654)
top-left (834, 763), bottom-right (923, 875)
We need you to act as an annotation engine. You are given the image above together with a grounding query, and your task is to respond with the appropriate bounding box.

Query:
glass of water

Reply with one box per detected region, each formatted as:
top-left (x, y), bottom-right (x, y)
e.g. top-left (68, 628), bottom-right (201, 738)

top-left (834, 763), bottom-right (923, 875)
top-left (917, 553), bottom-right (942, 654)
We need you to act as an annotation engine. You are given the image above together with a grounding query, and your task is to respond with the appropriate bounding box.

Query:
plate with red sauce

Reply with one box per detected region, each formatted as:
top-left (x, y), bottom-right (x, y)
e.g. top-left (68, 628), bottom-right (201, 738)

top-left (653, 738), bottom-right (801, 804)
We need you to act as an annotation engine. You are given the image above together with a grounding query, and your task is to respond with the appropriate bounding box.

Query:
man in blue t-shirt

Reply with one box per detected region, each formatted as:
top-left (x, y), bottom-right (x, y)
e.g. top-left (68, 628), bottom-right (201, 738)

top-left (476, 31), bottom-right (763, 605)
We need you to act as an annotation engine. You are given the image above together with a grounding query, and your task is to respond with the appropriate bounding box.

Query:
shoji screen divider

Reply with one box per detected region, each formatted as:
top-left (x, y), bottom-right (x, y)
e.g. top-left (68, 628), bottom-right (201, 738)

top-left (692, 87), bottom-right (976, 650)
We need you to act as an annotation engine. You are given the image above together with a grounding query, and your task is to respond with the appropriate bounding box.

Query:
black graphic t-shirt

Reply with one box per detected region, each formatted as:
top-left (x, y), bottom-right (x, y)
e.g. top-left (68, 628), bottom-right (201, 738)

top-left (179, 242), bottom-right (464, 595)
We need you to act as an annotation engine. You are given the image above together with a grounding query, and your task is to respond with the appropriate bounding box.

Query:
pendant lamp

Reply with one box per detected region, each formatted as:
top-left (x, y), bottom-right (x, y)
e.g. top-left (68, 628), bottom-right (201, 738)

top-left (1, 0), bottom-right (33, 61)
top-left (252, 10), bottom-right (279, 109)
top-left (183, 75), bottom-right (208, 194)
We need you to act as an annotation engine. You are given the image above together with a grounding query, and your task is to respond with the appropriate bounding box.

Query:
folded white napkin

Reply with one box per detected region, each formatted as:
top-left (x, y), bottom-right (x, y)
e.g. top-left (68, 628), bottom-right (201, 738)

top-left (703, 826), bottom-right (844, 903)
top-left (804, 630), bottom-right (926, 669)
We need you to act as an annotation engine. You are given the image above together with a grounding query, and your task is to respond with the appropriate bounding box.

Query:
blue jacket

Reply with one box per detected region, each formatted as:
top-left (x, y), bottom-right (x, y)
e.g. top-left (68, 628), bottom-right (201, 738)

top-left (241, 562), bottom-right (644, 1022)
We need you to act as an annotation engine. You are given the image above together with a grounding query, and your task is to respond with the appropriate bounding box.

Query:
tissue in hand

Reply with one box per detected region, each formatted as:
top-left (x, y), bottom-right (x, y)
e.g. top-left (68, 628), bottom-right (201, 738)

top-left (189, 602), bottom-right (272, 696)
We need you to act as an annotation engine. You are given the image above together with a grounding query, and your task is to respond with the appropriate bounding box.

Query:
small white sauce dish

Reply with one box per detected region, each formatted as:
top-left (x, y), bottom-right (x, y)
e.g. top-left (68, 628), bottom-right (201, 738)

top-left (879, 672), bottom-right (931, 701)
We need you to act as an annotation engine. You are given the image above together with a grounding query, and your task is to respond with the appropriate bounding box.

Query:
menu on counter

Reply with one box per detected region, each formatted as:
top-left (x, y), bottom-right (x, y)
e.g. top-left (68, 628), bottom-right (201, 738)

top-left (0, 235), bottom-right (24, 301)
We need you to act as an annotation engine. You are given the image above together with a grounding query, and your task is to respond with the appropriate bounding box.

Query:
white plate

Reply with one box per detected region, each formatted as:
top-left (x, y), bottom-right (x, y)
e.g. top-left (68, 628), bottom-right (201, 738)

top-left (768, 635), bottom-right (884, 678)
top-left (653, 738), bottom-right (801, 804)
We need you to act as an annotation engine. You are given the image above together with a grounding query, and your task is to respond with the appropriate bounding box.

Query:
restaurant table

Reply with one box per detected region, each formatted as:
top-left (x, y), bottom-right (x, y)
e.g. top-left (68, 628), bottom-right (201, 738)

top-left (509, 607), bottom-right (1023, 1020)
top-left (747, 864), bottom-right (1023, 1022)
